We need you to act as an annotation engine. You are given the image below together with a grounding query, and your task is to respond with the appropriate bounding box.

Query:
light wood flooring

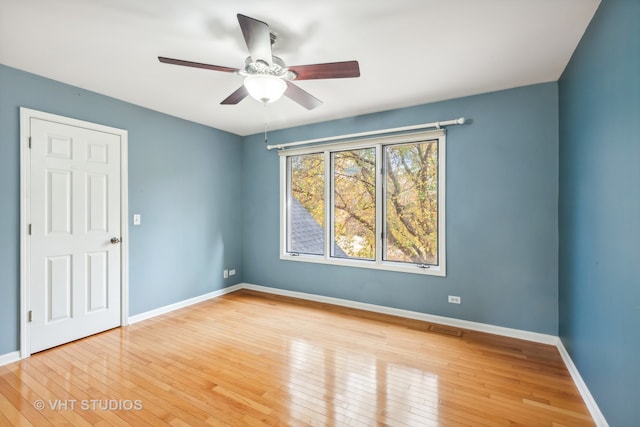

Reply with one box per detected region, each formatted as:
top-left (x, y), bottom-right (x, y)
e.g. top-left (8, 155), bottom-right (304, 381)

top-left (0, 289), bottom-right (594, 426)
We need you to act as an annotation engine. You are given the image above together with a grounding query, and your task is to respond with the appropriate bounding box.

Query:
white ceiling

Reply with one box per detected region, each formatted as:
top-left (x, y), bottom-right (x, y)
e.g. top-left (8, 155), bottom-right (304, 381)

top-left (0, 0), bottom-right (600, 136)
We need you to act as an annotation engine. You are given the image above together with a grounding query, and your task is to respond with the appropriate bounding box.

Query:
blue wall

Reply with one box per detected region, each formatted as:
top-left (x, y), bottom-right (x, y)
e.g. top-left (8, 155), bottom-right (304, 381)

top-left (558, 1), bottom-right (640, 425)
top-left (242, 83), bottom-right (560, 335)
top-left (3, 4), bottom-right (636, 421)
top-left (0, 64), bottom-right (243, 355)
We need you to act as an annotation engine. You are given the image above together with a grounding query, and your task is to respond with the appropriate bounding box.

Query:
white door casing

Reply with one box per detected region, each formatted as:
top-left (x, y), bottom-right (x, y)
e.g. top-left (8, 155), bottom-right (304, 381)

top-left (20, 108), bottom-right (129, 357)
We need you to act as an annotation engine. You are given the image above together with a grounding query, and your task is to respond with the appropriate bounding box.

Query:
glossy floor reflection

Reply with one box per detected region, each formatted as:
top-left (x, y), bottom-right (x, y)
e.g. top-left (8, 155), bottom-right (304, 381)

top-left (0, 289), bottom-right (594, 426)
top-left (287, 339), bottom-right (439, 425)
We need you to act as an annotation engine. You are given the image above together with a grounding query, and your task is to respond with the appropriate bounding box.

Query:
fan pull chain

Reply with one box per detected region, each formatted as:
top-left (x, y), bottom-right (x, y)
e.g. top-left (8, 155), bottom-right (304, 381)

top-left (263, 102), bottom-right (269, 144)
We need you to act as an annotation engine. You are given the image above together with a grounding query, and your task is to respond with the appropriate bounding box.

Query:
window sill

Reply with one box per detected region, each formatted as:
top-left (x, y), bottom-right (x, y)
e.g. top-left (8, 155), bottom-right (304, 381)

top-left (280, 253), bottom-right (446, 277)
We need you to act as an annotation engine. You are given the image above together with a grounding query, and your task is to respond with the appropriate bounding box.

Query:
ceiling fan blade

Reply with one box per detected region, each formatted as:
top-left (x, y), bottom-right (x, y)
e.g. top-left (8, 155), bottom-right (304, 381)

top-left (221, 85), bottom-right (249, 105)
top-left (288, 61), bottom-right (360, 80)
top-left (237, 14), bottom-right (273, 66)
top-left (158, 57), bottom-right (239, 73)
top-left (285, 82), bottom-right (322, 110)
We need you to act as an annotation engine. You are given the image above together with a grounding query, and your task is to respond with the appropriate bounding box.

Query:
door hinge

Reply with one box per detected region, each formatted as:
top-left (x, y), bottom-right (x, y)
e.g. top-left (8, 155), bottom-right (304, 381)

top-left (28, 224), bottom-right (32, 235)
top-left (28, 136), bottom-right (32, 148)
top-left (28, 310), bottom-right (33, 322)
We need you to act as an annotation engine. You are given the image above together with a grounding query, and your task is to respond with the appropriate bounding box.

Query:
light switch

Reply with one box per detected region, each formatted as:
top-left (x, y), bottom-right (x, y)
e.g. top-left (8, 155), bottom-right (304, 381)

top-left (133, 214), bottom-right (141, 225)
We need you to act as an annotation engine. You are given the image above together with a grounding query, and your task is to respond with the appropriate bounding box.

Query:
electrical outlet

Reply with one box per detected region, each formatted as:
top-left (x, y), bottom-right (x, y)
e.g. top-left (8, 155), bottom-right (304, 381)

top-left (229, 269), bottom-right (236, 276)
top-left (223, 269), bottom-right (229, 279)
top-left (448, 295), bottom-right (461, 304)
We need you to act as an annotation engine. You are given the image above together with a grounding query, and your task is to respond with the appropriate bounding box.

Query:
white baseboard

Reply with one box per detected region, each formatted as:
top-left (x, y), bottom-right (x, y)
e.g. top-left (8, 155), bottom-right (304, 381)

top-left (242, 283), bottom-right (608, 425)
top-left (557, 340), bottom-right (609, 427)
top-left (242, 283), bottom-right (559, 345)
top-left (0, 351), bottom-right (20, 367)
top-left (241, 283), bottom-right (611, 425)
top-left (4, 280), bottom-right (609, 426)
top-left (127, 281), bottom-right (558, 345)
top-left (128, 284), bottom-right (244, 325)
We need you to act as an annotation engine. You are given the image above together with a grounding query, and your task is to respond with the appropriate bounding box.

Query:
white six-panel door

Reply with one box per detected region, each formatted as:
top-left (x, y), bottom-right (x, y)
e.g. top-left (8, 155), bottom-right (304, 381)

top-left (25, 113), bottom-right (126, 354)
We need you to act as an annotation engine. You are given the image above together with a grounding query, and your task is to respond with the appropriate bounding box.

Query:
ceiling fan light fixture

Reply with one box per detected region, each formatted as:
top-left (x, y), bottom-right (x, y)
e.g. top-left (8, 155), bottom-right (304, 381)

top-left (159, 14), bottom-right (359, 110)
top-left (244, 74), bottom-right (287, 104)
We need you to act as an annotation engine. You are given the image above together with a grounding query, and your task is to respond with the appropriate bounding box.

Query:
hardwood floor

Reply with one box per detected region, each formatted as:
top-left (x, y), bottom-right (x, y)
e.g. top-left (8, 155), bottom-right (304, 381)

top-left (0, 289), bottom-right (594, 426)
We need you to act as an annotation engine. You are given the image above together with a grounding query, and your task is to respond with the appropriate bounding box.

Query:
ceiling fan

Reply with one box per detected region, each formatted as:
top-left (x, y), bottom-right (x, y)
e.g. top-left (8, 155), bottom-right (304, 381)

top-left (158, 14), bottom-right (360, 110)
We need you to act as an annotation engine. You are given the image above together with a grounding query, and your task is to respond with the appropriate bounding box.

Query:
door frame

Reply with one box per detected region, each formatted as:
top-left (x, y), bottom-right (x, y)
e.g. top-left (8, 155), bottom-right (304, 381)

top-left (19, 107), bottom-right (129, 358)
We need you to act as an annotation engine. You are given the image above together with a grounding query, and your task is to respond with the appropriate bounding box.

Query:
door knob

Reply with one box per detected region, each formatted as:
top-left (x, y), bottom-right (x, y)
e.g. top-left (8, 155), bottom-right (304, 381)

top-left (110, 237), bottom-right (121, 244)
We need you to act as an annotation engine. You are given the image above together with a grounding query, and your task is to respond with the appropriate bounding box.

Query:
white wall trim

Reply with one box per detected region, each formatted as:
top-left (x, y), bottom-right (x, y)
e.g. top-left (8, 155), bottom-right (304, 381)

top-left (241, 283), bottom-right (559, 345)
top-left (243, 283), bottom-right (608, 425)
top-left (557, 340), bottom-right (609, 427)
top-left (7, 278), bottom-right (609, 426)
top-left (128, 284), bottom-right (244, 325)
top-left (0, 351), bottom-right (21, 368)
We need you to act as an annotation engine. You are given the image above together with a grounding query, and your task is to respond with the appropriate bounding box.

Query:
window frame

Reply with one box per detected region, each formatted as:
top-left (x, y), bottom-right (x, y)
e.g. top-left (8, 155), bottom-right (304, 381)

top-left (279, 129), bottom-right (446, 277)
top-left (330, 146), bottom-right (378, 261)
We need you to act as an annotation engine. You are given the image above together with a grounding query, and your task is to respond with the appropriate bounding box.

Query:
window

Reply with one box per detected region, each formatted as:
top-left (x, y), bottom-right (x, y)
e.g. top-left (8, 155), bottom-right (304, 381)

top-left (384, 141), bottom-right (439, 265)
top-left (286, 153), bottom-right (325, 256)
top-left (280, 130), bottom-right (446, 276)
top-left (332, 148), bottom-right (376, 260)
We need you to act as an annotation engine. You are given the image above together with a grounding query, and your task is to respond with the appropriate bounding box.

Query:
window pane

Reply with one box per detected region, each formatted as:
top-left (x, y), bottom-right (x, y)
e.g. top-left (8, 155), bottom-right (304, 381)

top-left (288, 153), bottom-right (325, 255)
top-left (384, 141), bottom-right (438, 265)
top-left (332, 148), bottom-right (376, 260)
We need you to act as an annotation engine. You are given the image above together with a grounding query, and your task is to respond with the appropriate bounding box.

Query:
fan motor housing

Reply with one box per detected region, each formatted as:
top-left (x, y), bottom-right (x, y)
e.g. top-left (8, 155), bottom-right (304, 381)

top-left (242, 56), bottom-right (296, 80)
